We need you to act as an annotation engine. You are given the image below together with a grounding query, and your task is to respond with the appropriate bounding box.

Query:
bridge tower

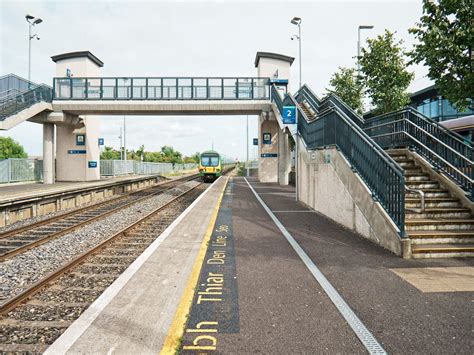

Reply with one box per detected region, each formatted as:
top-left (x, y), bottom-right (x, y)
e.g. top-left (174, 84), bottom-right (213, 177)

top-left (51, 51), bottom-right (103, 181)
top-left (255, 52), bottom-right (294, 184)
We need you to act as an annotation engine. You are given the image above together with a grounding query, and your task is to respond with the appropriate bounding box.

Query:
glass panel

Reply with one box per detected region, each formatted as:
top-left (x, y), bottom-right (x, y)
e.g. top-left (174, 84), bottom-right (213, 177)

top-left (87, 78), bottom-right (101, 99)
top-left (132, 78), bottom-right (146, 99)
top-left (201, 155), bottom-right (219, 167)
top-left (148, 79), bottom-right (162, 99)
top-left (102, 79), bottom-right (116, 99)
top-left (208, 79), bottom-right (222, 99)
top-left (162, 78), bottom-right (177, 99)
top-left (117, 78), bottom-right (131, 99)
top-left (72, 78), bottom-right (86, 99)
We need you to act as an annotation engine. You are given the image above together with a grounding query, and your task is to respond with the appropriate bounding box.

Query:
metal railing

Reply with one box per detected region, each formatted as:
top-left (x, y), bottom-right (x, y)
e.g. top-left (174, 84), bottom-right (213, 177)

top-left (53, 77), bottom-right (270, 101)
top-left (280, 85), bottom-right (406, 234)
top-left (100, 160), bottom-right (198, 176)
top-left (0, 84), bottom-right (52, 120)
top-left (0, 159), bottom-right (43, 183)
top-left (364, 107), bottom-right (473, 198)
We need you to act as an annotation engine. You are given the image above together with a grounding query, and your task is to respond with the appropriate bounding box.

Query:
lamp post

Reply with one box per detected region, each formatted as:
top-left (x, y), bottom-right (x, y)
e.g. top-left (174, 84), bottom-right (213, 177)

top-left (290, 17), bottom-right (302, 89)
top-left (357, 25), bottom-right (374, 76)
top-left (25, 14), bottom-right (42, 84)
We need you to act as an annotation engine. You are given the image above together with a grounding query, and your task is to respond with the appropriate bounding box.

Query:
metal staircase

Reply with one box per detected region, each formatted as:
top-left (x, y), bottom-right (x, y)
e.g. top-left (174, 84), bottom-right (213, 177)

top-left (272, 83), bottom-right (474, 258)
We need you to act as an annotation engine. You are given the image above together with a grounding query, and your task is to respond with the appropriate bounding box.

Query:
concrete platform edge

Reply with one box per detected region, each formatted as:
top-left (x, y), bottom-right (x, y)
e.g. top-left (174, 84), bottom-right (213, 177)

top-left (44, 178), bottom-right (219, 355)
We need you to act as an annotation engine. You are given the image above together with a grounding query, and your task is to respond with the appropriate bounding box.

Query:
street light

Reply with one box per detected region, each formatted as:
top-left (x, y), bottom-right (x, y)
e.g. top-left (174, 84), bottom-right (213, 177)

top-left (290, 16), bottom-right (302, 90)
top-left (357, 25), bottom-right (374, 76)
top-left (25, 14), bottom-right (43, 84)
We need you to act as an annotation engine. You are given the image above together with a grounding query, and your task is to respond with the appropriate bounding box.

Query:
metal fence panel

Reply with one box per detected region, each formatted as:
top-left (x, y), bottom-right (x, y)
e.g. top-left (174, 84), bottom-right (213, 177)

top-left (100, 160), bottom-right (197, 177)
top-left (0, 158), bottom-right (43, 183)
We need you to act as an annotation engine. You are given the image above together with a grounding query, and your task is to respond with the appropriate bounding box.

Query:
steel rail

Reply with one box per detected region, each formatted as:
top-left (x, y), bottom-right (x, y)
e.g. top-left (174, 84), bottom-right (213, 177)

top-left (0, 182), bottom-right (203, 315)
top-left (0, 175), bottom-right (200, 261)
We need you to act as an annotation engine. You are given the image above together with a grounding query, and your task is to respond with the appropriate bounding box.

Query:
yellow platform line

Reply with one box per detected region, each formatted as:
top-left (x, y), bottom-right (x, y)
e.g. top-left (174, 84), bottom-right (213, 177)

top-left (160, 176), bottom-right (228, 354)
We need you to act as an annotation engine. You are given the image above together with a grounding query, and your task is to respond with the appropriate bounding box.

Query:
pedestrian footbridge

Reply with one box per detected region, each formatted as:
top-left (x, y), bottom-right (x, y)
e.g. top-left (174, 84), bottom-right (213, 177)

top-left (0, 50), bottom-right (472, 258)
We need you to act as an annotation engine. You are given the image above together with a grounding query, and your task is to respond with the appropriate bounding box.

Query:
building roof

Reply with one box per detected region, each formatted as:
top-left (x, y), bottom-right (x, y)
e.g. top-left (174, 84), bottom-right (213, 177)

top-left (51, 51), bottom-right (104, 67)
top-left (254, 52), bottom-right (295, 67)
top-left (409, 84), bottom-right (438, 102)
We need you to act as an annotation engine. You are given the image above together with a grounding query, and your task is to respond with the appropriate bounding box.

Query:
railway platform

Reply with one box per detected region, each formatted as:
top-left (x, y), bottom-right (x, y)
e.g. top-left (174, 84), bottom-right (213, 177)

top-left (46, 176), bottom-right (473, 354)
top-left (0, 171), bottom-right (196, 228)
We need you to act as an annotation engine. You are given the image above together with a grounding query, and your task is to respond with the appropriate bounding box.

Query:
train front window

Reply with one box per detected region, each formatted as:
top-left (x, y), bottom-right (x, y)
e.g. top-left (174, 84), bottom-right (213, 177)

top-left (201, 155), bottom-right (219, 167)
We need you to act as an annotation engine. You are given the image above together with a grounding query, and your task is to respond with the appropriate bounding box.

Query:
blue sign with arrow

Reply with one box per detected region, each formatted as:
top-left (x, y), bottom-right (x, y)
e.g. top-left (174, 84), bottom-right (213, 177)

top-left (282, 106), bottom-right (297, 124)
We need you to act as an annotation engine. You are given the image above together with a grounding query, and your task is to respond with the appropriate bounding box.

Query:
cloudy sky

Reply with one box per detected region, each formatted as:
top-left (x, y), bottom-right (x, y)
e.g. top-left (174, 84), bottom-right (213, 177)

top-left (0, 0), bottom-right (431, 159)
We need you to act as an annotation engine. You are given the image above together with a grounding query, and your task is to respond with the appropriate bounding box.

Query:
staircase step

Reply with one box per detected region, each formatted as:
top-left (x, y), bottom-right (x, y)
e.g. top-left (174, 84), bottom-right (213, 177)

top-left (406, 208), bottom-right (472, 219)
top-left (406, 198), bottom-right (462, 208)
top-left (406, 181), bottom-right (440, 189)
top-left (411, 243), bottom-right (474, 258)
top-left (406, 175), bottom-right (431, 181)
top-left (386, 150), bottom-right (408, 157)
top-left (406, 219), bottom-right (474, 231)
top-left (409, 230), bottom-right (474, 244)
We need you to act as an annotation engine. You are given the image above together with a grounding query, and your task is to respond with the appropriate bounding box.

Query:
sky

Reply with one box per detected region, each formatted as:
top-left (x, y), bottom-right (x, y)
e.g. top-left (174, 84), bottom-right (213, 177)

top-left (0, 0), bottom-right (432, 159)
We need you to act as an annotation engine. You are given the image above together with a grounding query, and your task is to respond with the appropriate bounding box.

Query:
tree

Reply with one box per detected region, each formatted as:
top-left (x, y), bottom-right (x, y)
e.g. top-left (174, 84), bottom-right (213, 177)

top-left (100, 146), bottom-right (120, 160)
top-left (326, 67), bottom-right (364, 113)
top-left (0, 137), bottom-right (27, 159)
top-left (359, 30), bottom-right (414, 114)
top-left (409, 0), bottom-right (473, 111)
top-left (160, 145), bottom-right (183, 164)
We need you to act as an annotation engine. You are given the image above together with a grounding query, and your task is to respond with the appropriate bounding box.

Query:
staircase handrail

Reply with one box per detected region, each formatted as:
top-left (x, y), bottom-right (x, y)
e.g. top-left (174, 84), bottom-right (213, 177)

top-left (365, 106), bottom-right (471, 152)
top-left (272, 84), bottom-right (406, 234)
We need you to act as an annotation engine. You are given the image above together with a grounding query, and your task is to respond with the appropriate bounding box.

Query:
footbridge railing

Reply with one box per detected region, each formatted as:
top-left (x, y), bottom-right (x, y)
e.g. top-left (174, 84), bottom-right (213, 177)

top-left (0, 84), bottom-right (52, 121)
top-left (53, 77), bottom-right (270, 101)
top-left (273, 84), bottom-right (406, 234)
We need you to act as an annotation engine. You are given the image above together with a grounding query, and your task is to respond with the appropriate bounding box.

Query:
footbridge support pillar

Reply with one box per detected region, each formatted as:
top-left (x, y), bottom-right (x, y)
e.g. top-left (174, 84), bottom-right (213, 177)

top-left (51, 51), bottom-right (103, 182)
top-left (278, 129), bottom-right (292, 185)
top-left (42, 123), bottom-right (55, 184)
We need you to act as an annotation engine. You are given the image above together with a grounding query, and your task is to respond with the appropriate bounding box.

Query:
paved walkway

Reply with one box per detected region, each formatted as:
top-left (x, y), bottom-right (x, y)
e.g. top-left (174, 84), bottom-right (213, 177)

top-left (179, 177), bottom-right (473, 354)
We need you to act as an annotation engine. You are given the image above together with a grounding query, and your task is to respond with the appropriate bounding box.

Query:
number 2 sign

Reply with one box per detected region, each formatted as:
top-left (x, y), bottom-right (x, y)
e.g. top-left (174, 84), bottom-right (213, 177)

top-left (282, 106), bottom-right (296, 124)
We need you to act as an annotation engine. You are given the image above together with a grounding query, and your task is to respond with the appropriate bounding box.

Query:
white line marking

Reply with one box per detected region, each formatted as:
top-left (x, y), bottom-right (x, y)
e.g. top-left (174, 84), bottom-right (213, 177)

top-left (244, 177), bottom-right (387, 355)
top-left (272, 210), bottom-right (316, 213)
top-left (44, 178), bottom-right (219, 355)
top-left (257, 192), bottom-right (295, 195)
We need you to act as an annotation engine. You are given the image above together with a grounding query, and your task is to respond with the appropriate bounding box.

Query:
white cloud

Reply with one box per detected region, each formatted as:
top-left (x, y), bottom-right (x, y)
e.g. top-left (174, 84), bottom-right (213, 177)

top-left (1, 0), bottom-right (427, 159)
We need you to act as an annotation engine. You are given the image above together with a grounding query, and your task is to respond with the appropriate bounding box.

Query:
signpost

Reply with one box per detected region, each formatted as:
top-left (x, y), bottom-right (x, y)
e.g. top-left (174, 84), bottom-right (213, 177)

top-left (253, 138), bottom-right (258, 146)
top-left (98, 138), bottom-right (104, 146)
top-left (282, 106), bottom-right (296, 124)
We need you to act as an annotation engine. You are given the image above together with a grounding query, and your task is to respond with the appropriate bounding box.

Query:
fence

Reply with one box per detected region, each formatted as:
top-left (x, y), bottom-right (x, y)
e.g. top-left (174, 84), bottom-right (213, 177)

top-left (100, 160), bottom-right (198, 176)
top-left (0, 159), bottom-right (43, 183)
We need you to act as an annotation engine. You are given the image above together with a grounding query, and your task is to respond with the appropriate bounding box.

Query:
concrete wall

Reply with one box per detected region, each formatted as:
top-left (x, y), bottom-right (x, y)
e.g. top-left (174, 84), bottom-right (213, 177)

top-left (257, 57), bottom-right (292, 92)
top-left (297, 141), bottom-right (403, 255)
top-left (54, 54), bottom-right (102, 181)
top-left (56, 116), bottom-right (100, 181)
top-left (258, 111), bottom-right (279, 183)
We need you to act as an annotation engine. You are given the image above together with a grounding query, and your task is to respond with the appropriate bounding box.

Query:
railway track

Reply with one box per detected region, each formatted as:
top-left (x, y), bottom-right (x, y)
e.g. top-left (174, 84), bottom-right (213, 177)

top-left (0, 174), bottom-right (199, 261)
top-left (0, 181), bottom-right (207, 353)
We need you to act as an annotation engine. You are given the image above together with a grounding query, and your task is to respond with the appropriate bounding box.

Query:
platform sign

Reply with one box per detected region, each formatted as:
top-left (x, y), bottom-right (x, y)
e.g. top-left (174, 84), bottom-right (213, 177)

top-left (88, 161), bottom-right (98, 168)
top-left (261, 153), bottom-right (278, 158)
top-left (68, 150), bottom-right (86, 154)
top-left (253, 138), bottom-right (258, 146)
top-left (262, 132), bottom-right (272, 145)
top-left (98, 138), bottom-right (104, 146)
top-left (282, 106), bottom-right (297, 124)
top-left (76, 134), bottom-right (85, 146)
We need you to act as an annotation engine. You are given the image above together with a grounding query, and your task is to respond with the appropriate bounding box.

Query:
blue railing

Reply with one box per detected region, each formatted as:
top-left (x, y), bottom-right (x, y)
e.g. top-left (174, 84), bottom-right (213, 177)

top-left (53, 77), bottom-right (270, 101)
top-left (275, 84), bottom-right (406, 234)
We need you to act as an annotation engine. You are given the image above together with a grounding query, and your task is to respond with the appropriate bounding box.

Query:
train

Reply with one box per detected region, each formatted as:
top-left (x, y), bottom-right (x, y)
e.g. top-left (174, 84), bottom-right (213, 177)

top-left (198, 150), bottom-right (234, 182)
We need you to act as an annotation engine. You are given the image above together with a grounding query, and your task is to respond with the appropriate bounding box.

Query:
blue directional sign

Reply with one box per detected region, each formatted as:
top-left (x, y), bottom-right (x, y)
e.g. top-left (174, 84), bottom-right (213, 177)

top-left (98, 138), bottom-right (104, 146)
top-left (253, 138), bottom-right (258, 146)
top-left (88, 161), bottom-right (98, 168)
top-left (68, 150), bottom-right (86, 154)
top-left (282, 106), bottom-right (297, 124)
top-left (261, 153), bottom-right (278, 158)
